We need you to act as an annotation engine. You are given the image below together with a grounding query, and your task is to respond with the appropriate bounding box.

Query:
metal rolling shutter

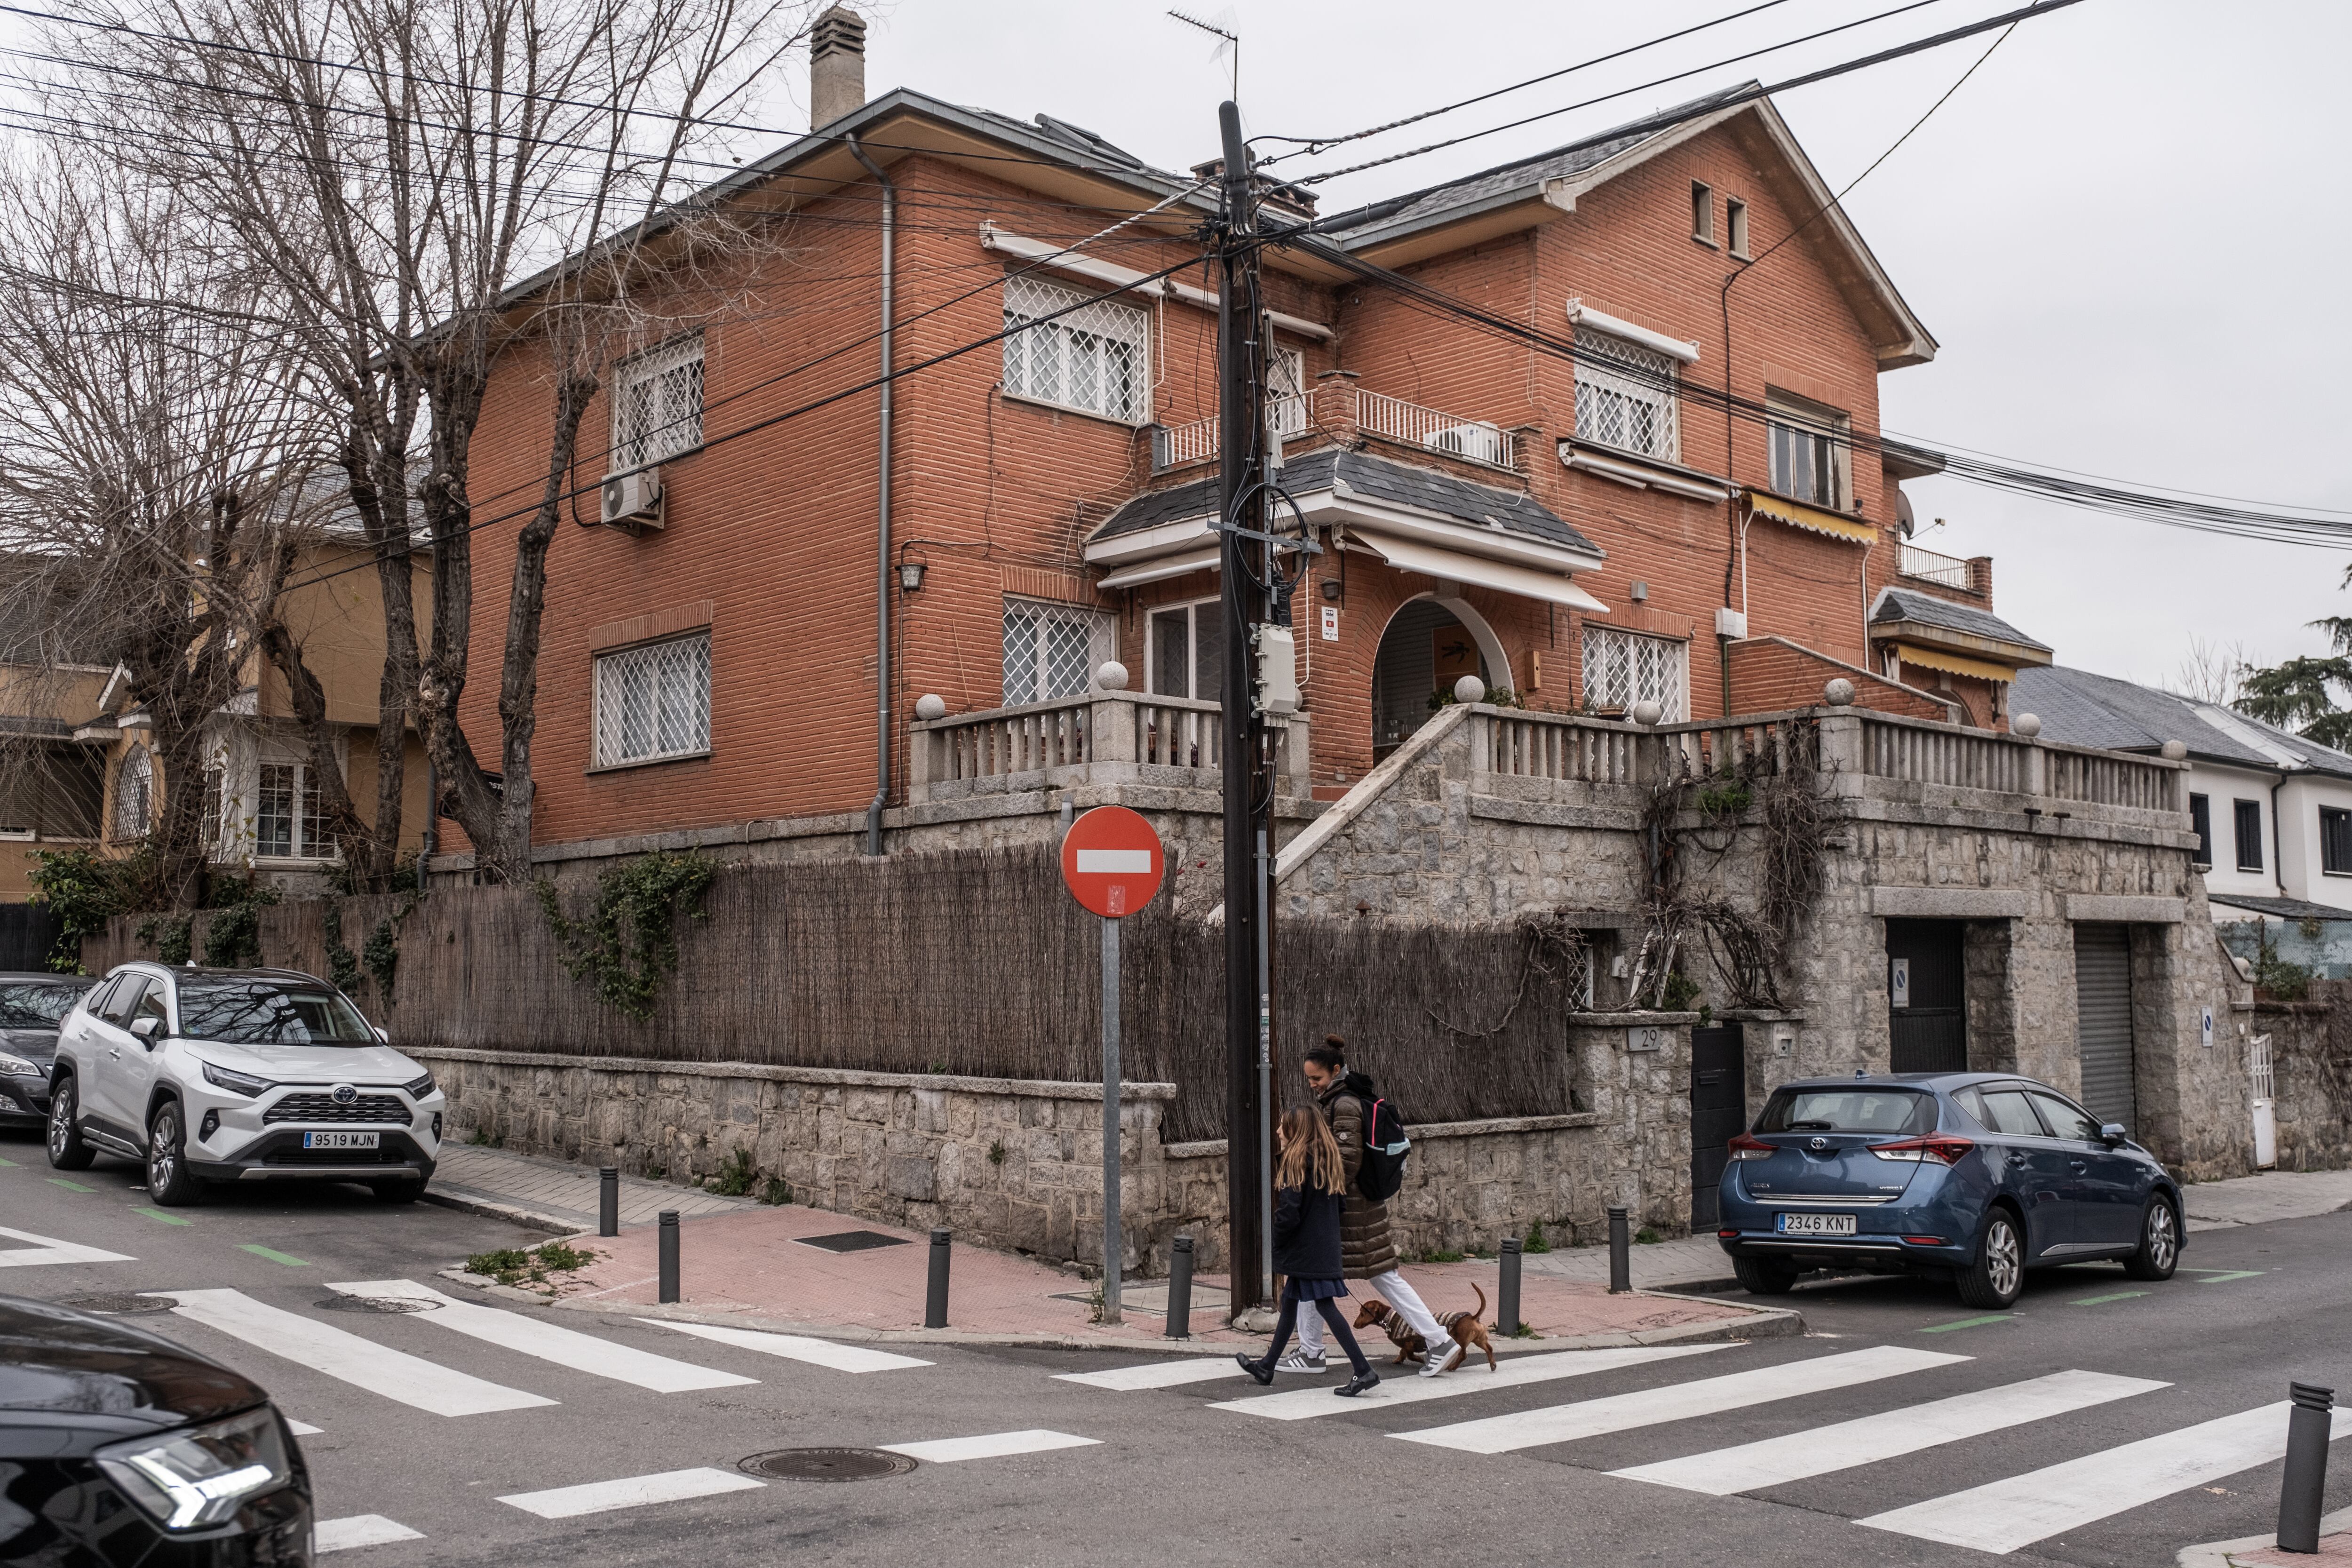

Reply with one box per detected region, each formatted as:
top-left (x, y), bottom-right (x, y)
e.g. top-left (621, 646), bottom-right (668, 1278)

top-left (2073, 923), bottom-right (2137, 1130)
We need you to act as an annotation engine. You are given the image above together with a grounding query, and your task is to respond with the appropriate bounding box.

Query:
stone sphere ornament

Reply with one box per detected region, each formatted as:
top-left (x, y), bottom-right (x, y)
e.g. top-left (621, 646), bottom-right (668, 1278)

top-left (913, 693), bottom-right (947, 722)
top-left (2011, 712), bottom-right (2042, 738)
top-left (1095, 661), bottom-right (1129, 691)
top-left (1630, 699), bottom-right (1664, 727)
top-left (2160, 739), bottom-right (2188, 761)
top-left (1453, 675), bottom-right (1487, 705)
top-left (1823, 677), bottom-right (1856, 707)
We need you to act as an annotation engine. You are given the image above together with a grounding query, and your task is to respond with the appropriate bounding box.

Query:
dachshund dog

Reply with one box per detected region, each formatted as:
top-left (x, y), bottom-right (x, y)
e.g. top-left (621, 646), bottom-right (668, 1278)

top-left (1353, 1283), bottom-right (1498, 1371)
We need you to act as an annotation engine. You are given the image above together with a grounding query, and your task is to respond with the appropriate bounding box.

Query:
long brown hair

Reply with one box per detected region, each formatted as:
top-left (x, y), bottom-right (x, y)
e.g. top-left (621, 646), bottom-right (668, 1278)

top-left (1275, 1107), bottom-right (1345, 1196)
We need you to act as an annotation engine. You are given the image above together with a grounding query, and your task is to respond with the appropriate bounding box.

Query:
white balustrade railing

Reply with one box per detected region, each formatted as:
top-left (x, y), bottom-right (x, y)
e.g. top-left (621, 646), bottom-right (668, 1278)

top-left (1150, 386), bottom-right (1512, 471)
top-left (1351, 389), bottom-right (1513, 468)
top-left (1899, 542), bottom-right (1972, 590)
top-left (909, 691), bottom-right (1308, 801)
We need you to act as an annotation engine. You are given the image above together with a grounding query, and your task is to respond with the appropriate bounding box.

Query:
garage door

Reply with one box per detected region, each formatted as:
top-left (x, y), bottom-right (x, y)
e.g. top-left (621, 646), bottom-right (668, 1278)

top-left (2073, 923), bottom-right (2137, 1130)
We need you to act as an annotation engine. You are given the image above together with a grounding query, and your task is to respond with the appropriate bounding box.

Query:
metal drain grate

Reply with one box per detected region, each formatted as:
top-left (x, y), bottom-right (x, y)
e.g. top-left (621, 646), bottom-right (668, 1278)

top-left (62, 1294), bottom-right (172, 1316)
top-left (794, 1230), bottom-right (911, 1254)
top-left (316, 1296), bottom-right (438, 1314)
top-left (739, 1448), bottom-right (918, 1482)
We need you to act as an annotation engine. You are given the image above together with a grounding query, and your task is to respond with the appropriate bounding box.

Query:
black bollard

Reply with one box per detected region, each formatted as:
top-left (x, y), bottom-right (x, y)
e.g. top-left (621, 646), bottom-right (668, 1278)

top-left (2279, 1381), bottom-right (2334, 1553)
top-left (1165, 1234), bottom-right (1194, 1341)
top-left (657, 1210), bottom-right (680, 1304)
top-left (925, 1228), bottom-right (952, 1329)
top-left (1498, 1235), bottom-right (1523, 1337)
top-left (598, 1167), bottom-right (619, 1238)
top-left (1608, 1206), bottom-right (1631, 1294)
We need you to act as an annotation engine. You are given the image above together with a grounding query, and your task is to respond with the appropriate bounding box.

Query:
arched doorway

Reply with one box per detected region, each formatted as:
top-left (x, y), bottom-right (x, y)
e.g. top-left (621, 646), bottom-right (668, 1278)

top-left (1370, 595), bottom-right (1506, 761)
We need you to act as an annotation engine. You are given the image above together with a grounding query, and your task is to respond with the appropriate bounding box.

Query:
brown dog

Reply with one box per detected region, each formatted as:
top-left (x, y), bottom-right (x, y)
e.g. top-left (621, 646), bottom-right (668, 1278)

top-left (1353, 1284), bottom-right (1498, 1371)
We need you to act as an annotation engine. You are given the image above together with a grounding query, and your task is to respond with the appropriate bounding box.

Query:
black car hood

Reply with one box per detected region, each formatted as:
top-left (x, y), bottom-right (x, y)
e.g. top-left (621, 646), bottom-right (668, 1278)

top-left (0, 1296), bottom-right (263, 1448)
top-left (0, 1028), bottom-right (54, 1059)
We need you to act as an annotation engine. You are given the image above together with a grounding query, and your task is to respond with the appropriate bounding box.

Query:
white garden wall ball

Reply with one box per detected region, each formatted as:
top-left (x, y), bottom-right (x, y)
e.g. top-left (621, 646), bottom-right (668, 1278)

top-left (914, 693), bottom-right (947, 722)
top-left (1630, 699), bottom-right (1663, 727)
top-left (1095, 661), bottom-right (1129, 691)
top-left (2012, 713), bottom-right (2042, 738)
top-left (1823, 678), bottom-right (1855, 707)
top-left (2161, 739), bottom-right (2188, 760)
top-left (1453, 675), bottom-right (1486, 705)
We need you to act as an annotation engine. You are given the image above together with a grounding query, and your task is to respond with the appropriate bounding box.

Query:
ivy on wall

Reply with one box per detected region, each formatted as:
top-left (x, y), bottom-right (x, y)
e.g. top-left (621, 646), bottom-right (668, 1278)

top-left (534, 852), bottom-right (717, 1022)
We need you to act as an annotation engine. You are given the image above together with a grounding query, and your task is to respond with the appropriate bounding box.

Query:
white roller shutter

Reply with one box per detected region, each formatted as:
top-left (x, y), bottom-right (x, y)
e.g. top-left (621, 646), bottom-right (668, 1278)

top-left (2073, 923), bottom-right (2137, 1130)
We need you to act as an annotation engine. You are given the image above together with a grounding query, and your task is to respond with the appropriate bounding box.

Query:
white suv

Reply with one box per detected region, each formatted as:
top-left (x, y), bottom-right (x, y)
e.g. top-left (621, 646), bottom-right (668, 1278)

top-left (49, 963), bottom-right (447, 1205)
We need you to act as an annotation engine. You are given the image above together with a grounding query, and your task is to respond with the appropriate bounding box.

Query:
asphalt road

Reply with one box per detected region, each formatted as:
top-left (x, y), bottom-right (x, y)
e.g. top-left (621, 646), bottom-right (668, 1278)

top-left (4, 1125), bottom-right (2346, 1568)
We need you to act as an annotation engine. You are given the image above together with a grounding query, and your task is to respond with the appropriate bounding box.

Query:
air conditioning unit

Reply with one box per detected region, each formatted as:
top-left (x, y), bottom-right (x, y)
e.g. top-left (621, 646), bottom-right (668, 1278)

top-left (1426, 422), bottom-right (1503, 465)
top-left (597, 466), bottom-right (664, 531)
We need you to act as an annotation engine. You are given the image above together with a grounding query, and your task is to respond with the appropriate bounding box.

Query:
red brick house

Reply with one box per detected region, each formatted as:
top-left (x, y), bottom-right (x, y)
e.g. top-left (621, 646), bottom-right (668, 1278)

top-left (452, 11), bottom-right (2053, 857)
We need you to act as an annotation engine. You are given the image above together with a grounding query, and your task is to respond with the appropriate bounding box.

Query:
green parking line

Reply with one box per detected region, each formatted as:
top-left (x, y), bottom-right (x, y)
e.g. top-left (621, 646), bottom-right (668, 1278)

top-left (1922, 1313), bottom-right (2020, 1333)
top-left (238, 1244), bottom-right (310, 1267)
top-left (2070, 1290), bottom-right (2149, 1306)
top-left (47, 1177), bottom-right (92, 1192)
top-left (0, 1154), bottom-right (18, 1166)
top-left (135, 1208), bottom-right (192, 1226)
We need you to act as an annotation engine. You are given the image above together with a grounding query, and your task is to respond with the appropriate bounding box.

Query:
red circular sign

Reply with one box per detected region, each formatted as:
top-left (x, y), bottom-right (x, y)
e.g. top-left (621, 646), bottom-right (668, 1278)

top-left (1060, 806), bottom-right (1165, 919)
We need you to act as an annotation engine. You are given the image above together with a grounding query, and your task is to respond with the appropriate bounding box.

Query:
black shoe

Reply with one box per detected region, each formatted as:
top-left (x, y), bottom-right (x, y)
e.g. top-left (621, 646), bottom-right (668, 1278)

top-left (1235, 1353), bottom-right (1274, 1386)
top-left (1335, 1369), bottom-right (1382, 1398)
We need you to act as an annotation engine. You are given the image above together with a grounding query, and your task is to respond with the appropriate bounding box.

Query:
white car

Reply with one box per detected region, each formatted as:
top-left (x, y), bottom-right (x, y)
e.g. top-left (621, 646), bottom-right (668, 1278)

top-left (48, 963), bottom-right (446, 1205)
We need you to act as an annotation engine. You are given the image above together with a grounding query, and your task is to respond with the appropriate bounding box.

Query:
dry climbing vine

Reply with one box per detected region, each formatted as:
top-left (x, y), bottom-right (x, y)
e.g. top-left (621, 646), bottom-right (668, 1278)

top-left (1423, 912), bottom-right (1591, 1040)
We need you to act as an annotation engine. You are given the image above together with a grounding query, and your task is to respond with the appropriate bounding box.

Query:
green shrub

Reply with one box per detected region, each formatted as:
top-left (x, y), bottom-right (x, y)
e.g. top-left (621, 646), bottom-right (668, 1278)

top-left (1523, 1220), bottom-right (1551, 1255)
top-left (534, 852), bottom-right (716, 1021)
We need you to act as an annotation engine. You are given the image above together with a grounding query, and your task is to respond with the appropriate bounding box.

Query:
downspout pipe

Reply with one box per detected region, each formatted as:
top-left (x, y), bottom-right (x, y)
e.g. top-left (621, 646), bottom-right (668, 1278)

top-left (848, 135), bottom-right (895, 857)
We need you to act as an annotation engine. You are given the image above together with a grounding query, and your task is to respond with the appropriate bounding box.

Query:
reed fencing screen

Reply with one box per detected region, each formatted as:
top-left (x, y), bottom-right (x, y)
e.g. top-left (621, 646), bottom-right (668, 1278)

top-left (86, 848), bottom-right (1573, 1142)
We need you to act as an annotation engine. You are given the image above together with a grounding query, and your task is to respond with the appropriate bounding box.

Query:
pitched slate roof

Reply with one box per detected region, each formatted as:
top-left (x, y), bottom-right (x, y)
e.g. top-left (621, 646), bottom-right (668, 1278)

top-left (2207, 892), bottom-right (2352, 922)
top-left (2013, 664), bottom-right (2352, 780)
top-left (1088, 447), bottom-right (1601, 558)
top-left (1871, 586), bottom-right (2050, 653)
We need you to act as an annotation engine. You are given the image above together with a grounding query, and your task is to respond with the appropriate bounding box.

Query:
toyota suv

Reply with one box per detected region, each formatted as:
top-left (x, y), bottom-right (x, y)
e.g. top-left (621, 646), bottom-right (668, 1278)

top-left (48, 963), bottom-right (445, 1204)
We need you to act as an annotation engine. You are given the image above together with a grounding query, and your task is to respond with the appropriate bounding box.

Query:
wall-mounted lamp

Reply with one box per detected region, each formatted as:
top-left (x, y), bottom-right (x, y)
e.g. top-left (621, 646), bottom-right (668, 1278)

top-left (1320, 577), bottom-right (1343, 602)
top-left (897, 560), bottom-right (927, 592)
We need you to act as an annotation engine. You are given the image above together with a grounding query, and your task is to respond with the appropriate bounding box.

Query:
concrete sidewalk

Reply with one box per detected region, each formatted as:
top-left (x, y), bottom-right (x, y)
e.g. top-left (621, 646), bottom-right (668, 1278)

top-left (427, 1144), bottom-right (754, 1232)
top-left (2181, 1169), bottom-right (2352, 1232)
top-left (2178, 1504), bottom-right (2352, 1566)
top-left (1524, 1234), bottom-right (1736, 1291)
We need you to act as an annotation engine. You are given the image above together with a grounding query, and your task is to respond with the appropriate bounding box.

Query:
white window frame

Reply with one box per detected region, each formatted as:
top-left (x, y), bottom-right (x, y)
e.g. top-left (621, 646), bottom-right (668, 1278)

top-left (1574, 329), bottom-right (1680, 462)
top-left (1002, 597), bottom-right (1115, 707)
top-left (1268, 345), bottom-right (1308, 438)
top-left (254, 758), bottom-right (333, 861)
top-left (1766, 391), bottom-right (1852, 510)
top-left (593, 633), bottom-right (713, 769)
top-left (1580, 624), bottom-right (1687, 721)
top-left (1001, 274), bottom-right (1151, 425)
top-left (1146, 598), bottom-right (1223, 700)
top-left (611, 333), bottom-right (705, 474)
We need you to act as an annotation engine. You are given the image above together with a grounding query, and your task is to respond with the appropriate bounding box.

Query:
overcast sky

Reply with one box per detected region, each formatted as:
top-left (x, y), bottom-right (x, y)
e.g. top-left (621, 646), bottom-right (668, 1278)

top-left (812, 0), bottom-right (2350, 697)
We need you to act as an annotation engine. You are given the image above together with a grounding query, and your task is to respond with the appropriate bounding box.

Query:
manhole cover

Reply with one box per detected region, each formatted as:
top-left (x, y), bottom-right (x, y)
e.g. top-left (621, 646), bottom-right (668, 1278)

top-left (739, 1447), bottom-right (917, 1482)
top-left (63, 1294), bottom-right (172, 1316)
top-left (795, 1230), bottom-right (912, 1254)
top-left (316, 1296), bottom-right (438, 1314)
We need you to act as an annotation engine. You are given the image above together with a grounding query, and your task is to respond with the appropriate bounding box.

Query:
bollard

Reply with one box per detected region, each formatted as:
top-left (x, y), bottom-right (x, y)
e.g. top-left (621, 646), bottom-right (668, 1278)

top-left (1498, 1235), bottom-right (1523, 1337)
top-left (598, 1167), bottom-right (619, 1238)
top-left (1165, 1234), bottom-right (1194, 1341)
top-left (2279, 1381), bottom-right (2334, 1553)
top-left (1607, 1206), bottom-right (1631, 1294)
top-left (925, 1228), bottom-right (952, 1329)
top-left (657, 1210), bottom-right (680, 1304)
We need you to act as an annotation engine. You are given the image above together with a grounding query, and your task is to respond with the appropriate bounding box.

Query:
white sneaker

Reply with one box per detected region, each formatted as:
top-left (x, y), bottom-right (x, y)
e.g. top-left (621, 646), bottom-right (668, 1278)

top-left (1274, 1348), bottom-right (1327, 1374)
top-left (1420, 1340), bottom-right (1465, 1377)
top-left (1417, 1345), bottom-right (1447, 1377)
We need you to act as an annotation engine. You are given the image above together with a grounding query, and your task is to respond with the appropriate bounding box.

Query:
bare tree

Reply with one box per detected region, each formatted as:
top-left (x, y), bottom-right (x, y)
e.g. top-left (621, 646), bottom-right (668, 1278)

top-left (0, 150), bottom-right (327, 906)
top-left (2169, 635), bottom-right (2249, 708)
top-left (42, 0), bottom-right (822, 882)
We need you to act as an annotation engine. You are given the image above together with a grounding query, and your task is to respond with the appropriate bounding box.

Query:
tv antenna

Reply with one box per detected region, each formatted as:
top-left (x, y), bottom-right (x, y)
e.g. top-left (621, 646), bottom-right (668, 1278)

top-left (1168, 8), bottom-right (1239, 101)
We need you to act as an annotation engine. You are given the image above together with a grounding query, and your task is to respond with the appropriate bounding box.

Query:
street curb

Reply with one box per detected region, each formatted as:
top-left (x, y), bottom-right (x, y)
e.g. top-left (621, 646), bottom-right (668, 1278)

top-left (2174, 1504), bottom-right (2352, 1566)
top-left (419, 1186), bottom-right (580, 1236)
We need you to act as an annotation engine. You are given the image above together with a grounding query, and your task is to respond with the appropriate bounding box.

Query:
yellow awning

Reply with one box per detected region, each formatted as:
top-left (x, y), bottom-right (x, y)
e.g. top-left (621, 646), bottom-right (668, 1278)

top-left (1747, 490), bottom-right (1879, 545)
top-left (1892, 642), bottom-right (2017, 683)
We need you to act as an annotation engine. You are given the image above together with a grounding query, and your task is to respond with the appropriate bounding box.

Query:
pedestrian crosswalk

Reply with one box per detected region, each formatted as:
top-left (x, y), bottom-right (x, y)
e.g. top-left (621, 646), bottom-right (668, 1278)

top-left (326, 1280), bottom-right (757, 1393)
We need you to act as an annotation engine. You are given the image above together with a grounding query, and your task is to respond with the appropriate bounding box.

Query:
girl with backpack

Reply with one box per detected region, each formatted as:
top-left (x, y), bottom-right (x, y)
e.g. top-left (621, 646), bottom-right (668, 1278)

top-left (1235, 1107), bottom-right (1382, 1398)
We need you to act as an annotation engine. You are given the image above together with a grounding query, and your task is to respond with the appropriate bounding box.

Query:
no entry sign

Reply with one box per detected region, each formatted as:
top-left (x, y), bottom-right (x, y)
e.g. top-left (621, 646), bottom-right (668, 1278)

top-left (1060, 805), bottom-right (1164, 919)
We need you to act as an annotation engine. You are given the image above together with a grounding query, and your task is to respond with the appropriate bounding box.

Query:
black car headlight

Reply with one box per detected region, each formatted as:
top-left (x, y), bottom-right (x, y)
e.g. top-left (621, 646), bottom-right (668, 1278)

top-left (401, 1072), bottom-right (437, 1100)
top-left (201, 1062), bottom-right (273, 1098)
top-left (0, 1050), bottom-right (38, 1077)
top-left (95, 1403), bottom-right (293, 1531)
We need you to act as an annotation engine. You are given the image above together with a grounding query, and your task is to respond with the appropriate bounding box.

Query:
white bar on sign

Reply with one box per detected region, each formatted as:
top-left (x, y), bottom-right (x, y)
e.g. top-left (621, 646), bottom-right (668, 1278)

top-left (880, 1430), bottom-right (1100, 1463)
top-left (498, 1467), bottom-right (763, 1520)
top-left (1074, 849), bottom-right (1152, 873)
top-left (315, 1515), bottom-right (424, 1553)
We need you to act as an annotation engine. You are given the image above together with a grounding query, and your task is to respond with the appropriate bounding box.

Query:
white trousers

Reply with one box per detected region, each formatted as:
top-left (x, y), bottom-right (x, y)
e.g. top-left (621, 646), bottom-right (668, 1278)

top-left (1296, 1267), bottom-right (1445, 1355)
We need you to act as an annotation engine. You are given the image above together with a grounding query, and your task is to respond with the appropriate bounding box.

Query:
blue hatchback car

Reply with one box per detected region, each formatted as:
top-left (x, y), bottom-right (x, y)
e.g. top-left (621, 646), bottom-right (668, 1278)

top-left (1716, 1072), bottom-right (2183, 1309)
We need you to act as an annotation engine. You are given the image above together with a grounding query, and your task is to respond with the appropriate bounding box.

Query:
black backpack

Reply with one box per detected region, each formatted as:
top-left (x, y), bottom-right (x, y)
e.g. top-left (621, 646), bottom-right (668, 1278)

top-left (1349, 1078), bottom-right (1413, 1202)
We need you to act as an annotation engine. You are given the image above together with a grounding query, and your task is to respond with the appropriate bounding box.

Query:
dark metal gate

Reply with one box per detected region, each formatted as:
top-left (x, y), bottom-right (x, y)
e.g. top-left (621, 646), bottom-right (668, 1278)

top-left (2073, 922), bottom-right (2137, 1130)
top-left (0, 904), bottom-right (62, 971)
top-left (1887, 919), bottom-right (1967, 1074)
top-left (1689, 1023), bottom-right (1747, 1230)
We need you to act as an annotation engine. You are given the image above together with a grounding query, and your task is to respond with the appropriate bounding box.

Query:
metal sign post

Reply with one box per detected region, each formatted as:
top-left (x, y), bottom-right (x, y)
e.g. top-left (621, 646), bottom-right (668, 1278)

top-left (1060, 805), bottom-right (1166, 1327)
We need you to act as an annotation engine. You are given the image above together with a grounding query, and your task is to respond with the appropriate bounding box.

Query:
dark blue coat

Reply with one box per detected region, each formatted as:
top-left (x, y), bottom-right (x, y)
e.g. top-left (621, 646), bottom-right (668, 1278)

top-left (1271, 1182), bottom-right (1346, 1281)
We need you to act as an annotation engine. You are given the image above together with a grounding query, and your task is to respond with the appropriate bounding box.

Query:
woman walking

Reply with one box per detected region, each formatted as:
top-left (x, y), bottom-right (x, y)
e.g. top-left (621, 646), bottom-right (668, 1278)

top-left (1235, 1108), bottom-right (1382, 1398)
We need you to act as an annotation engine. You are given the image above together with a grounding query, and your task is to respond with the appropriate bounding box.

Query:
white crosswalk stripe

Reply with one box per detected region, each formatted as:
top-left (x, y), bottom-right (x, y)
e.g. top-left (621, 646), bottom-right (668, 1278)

top-left (881, 1430), bottom-right (1102, 1463)
top-left (286, 1418), bottom-right (325, 1436)
top-left (1612, 1369), bottom-right (2169, 1494)
top-left (1057, 1358), bottom-right (1253, 1392)
top-left (1395, 1345), bottom-right (1968, 1454)
top-left (1211, 1344), bottom-right (1728, 1422)
top-left (0, 1225), bottom-right (133, 1267)
top-left (143, 1289), bottom-right (556, 1416)
top-left (325, 1280), bottom-right (754, 1393)
top-left (1859, 1402), bottom-right (2352, 1554)
top-left (639, 1318), bottom-right (931, 1373)
top-left (314, 1515), bottom-right (424, 1553)
top-left (497, 1466), bottom-right (764, 1520)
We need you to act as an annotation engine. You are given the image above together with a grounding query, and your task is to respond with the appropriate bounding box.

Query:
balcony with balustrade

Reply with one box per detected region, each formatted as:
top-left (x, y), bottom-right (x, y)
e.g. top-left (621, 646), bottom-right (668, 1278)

top-left (1149, 381), bottom-right (1519, 477)
top-left (1896, 539), bottom-right (1994, 601)
top-left (906, 688), bottom-right (1311, 806)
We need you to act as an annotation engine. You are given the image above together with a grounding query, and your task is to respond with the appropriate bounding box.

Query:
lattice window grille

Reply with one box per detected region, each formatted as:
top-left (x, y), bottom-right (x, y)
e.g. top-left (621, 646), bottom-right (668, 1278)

top-left (595, 634), bottom-right (712, 766)
top-left (1003, 597), bottom-right (1114, 706)
top-left (1001, 274), bottom-right (1149, 423)
top-left (113, 745), bottom-right (152, 840)
top-left (1581, 624), bottom-right (1686, 721)
top-left (255, 761), bottom-right (327, 859)
top-left (1573, 330), bottom-right (1678, 461)
top-left (612, 334), bottom-right (706, 472)
top-left (1268, 345), bottom-right (1309, 438)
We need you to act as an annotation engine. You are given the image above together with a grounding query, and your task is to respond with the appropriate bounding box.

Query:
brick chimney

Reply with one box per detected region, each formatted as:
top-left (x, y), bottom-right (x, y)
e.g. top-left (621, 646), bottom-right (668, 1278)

top-left (810, 6), bottom-right (867, 131)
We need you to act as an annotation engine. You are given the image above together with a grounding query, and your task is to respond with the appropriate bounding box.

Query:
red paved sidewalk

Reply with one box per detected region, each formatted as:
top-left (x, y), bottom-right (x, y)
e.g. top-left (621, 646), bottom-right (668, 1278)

top-left (508, 1200), bottom-right (1788, 1351)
